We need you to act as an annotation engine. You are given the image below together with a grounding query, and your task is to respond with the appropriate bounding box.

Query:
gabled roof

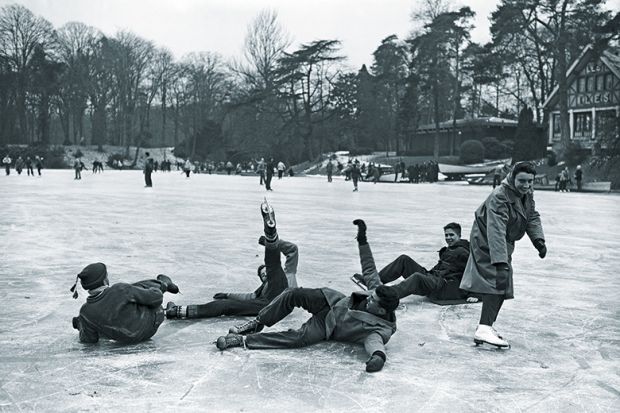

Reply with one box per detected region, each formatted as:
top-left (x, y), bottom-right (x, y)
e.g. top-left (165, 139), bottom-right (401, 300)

top-left (543, 44), bottom-right (620, 109)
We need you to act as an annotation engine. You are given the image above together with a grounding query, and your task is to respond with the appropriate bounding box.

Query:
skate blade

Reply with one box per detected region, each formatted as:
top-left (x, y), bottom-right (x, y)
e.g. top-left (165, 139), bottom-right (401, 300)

top-left (350, 276), bottom-right (368, 290)
top-left (474, 338), bottom-right (510, 349)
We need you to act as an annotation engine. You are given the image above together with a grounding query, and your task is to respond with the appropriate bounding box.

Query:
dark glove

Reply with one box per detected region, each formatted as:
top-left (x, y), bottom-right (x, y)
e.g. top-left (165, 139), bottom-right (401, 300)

top-left (533, 238), bottom-right (547, 259)
top-left (72, 317), bottom-right (80, 330)
top-left (213, 292), bottom-right (228, 300)
top-left (495, 264), bottom-right (510, 291)
top-left (366, 351), bottom-right (386, 373)
top-left (258, 235), bottom-right (266, 246)
top-left (353, 219), bottom-right (367, 245)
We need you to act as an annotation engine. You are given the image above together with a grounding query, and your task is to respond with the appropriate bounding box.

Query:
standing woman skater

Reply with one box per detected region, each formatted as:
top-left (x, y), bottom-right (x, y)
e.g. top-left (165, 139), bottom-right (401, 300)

top-left (460, 161), bottom-right (547, 348)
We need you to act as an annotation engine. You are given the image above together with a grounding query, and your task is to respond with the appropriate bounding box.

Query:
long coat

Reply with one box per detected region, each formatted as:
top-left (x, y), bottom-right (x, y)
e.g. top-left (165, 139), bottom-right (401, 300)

top-left (460, 180), bottom-right (545, 299)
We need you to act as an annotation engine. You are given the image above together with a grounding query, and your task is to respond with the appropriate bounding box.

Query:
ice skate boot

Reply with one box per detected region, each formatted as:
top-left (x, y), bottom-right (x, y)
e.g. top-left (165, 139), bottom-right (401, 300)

top-left (473, 324), bottom-right (510, 348)
top-left (260, 199), bottom-right (277, 241)
top-left (164, 302), bottom-right (187, 319)
top-left (216, 334), bottom-right (245, 350)
top-left (157, 274), bottom-right (179, 294)
top-left (229, 318), bottom-right (264, 335)
top-left (350, 273), bottom-right (368, 290)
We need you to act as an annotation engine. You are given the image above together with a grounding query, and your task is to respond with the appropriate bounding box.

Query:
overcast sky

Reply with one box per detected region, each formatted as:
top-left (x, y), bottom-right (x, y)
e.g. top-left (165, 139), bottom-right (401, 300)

top-left (4, 0), bottom-right (503, 69)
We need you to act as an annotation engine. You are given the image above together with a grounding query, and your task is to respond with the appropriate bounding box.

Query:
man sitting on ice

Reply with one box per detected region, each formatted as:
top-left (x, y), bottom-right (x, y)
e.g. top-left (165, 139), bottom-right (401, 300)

top-left (352, 222), bottom-right (478, 303)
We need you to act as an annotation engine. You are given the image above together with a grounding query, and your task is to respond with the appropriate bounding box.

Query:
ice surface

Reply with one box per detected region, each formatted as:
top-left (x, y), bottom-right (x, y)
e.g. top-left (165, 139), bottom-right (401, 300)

top-left (0, 170), bottom-right (619, 412)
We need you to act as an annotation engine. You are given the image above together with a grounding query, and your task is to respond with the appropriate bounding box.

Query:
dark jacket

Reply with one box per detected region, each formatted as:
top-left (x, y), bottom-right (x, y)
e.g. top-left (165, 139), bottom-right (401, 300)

top-left (430, 239), bottom-right (470, 280)
top-left (77, 283), bottom-right (164, 344)
top-left (322, 244), bottom-right (397, 358)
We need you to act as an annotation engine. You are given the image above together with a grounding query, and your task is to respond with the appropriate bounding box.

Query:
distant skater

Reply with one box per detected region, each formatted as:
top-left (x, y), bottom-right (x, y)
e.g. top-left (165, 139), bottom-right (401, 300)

top-left (460, 162), bottom-right (546, 348)
top-left (144, 152), bottom-right (154, 187)
top-left (70, 263), bottom-right (179, 344)
top-left (25, 157), bottom-right (34, 176)
top-left (35, 156), bottom-right (43, 176)
top-left (326, 159), bottom-right (333, 182)
top-left (2, 154), bottom-right (11, 176)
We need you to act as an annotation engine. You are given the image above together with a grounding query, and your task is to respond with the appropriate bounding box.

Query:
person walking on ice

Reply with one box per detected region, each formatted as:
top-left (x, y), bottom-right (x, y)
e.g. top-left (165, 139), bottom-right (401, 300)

top-left (164, 200), bottom-right (298, 319)
top-left (216, 219), bottom-right (400, 373)
top-left (460, 161), bottom-right (546, 348)
top-left (70, 263), bottom-right (180, 344)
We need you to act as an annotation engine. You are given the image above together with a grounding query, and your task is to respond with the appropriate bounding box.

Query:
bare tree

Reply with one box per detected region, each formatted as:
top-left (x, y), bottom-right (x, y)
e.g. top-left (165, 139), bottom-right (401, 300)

top-left (56, 22), bottom-right (100, 144)
top-left (0, 4), bottom-right (55, 142)
top-left (233, 9), bottom-right (291, 90)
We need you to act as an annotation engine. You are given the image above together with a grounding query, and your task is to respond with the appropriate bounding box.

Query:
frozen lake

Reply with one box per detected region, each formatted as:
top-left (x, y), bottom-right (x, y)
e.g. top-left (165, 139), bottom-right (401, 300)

top-left (1, 170), bottom-right (619, 412)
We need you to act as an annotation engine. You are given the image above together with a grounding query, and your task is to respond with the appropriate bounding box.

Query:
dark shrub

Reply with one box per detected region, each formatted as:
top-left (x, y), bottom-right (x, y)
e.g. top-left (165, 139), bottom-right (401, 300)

top-left (481, 137), bottom-right (508, 159)
top-left (460, 140), bottom-right (485, 164)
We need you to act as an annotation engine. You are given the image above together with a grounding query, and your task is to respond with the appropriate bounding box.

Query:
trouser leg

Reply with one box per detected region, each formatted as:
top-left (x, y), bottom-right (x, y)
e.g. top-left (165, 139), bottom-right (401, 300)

top-left (261, 241), bottom-right (289, 300)
top-left (245, 308), bottom-right (328, 349)
top-left (479, 294), bottom-right (505, 326)
top-left (194, 298), bottom-right (267, 318)
top-left (393, 272), bottom-right (444, 299)
top-left (378, 254), bottom-right (427, 283)
top-left (256, 287), bottom-right (329, 327)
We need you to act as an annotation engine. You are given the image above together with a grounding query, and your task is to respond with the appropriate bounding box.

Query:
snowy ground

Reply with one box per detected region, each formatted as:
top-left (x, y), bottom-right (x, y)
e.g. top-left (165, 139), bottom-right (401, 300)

top-left (1, 170), bottom-right (618, 412)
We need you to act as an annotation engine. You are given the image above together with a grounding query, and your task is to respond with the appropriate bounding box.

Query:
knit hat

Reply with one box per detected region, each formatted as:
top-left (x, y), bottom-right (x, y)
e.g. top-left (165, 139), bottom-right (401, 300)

top-left (70, 263), bottom-right (107, 298)
top-left (375, 285), bottom-right (400, 313)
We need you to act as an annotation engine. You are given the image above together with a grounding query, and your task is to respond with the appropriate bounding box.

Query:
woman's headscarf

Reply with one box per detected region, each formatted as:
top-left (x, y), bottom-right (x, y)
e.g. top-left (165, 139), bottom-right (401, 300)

top-left (503, 161), bottom-right (537, 194)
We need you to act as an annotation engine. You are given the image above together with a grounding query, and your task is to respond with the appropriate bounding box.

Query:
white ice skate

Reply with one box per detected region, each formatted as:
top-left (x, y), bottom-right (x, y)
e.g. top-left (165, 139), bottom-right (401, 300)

top-left (473, 324), bottom-right (510, 348)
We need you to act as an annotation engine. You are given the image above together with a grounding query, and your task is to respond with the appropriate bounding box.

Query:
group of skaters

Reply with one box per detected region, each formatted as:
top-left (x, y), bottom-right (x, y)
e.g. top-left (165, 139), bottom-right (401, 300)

top-left (325, 158), bottom-right (440, 191)
top-left (71, 161), bottom-right (547, 373)
top-left (555, 165), bottom-right (583, 192)
top-left (2, 154), bottom-right (43, 176)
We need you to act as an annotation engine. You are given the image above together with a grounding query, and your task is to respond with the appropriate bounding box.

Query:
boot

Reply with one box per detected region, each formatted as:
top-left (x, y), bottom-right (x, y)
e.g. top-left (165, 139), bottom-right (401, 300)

top-left (157, 274), bottom-right (179, 294)
top-left (474, 324), bottom-right (510, 348)
top-left (216, 334), bottom-right (245, 350)
top-left (164, 302), bottom-right (186, 319)
top-left (260, 200), bottom-right (277, 241)
top-left (229, 318), bottom-right (264, 335)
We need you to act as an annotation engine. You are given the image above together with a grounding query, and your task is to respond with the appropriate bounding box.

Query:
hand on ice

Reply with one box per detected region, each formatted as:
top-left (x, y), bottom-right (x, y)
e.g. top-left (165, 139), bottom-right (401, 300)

top-left (365, 351), bottom-right (385, 372)
top-left (213, 293), bottom-right (228, 300)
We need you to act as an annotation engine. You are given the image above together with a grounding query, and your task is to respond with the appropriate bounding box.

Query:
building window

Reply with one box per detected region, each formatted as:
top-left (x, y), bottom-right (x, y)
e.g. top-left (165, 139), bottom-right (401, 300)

top-left (586, 76), bottom-right (594, 92)
top-left (552, 114), bottom-right (561, 140)
top-left (596, 110), bottom-right (618, 142)
top-left (605, 73), bottom-right (614, 90)
top-left (596, 74), bottom-right (605, 91)
top-left (578, 77), bottom-right (586, 92)
top-left (573, 112), bottom-right (592, 139)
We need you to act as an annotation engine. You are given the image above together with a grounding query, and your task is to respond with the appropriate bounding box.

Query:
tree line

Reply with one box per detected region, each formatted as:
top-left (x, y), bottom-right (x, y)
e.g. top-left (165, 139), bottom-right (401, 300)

top-left (0, 1), bottom-right (617, 164)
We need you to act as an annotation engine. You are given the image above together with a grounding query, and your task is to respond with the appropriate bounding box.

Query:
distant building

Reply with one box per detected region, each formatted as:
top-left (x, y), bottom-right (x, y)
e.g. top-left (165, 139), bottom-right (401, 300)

top-left (408, 116), bottom-right (540, 156)
top-left (542, 44), bottom-right (620, 151)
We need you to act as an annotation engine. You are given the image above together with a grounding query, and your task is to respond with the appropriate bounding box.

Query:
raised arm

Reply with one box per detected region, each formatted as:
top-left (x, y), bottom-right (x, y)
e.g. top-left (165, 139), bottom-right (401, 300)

top-left (354, 219), bottom-right (381, 290)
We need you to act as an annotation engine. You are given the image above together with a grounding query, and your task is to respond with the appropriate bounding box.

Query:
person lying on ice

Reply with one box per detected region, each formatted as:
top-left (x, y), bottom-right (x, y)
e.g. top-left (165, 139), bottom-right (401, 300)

top-left (70, 263), bottom-right (179, 344)
top-left (164, 201), bottom-right (298, 319)
top-left (351, 222), bottom-right (479, 303)
top-left (216, 219), bottom-right (400, 373)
